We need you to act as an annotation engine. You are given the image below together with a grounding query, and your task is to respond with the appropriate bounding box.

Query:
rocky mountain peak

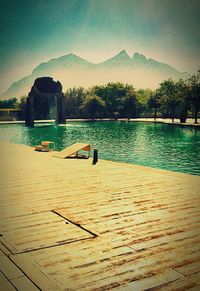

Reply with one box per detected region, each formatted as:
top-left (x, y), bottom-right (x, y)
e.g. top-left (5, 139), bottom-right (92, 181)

top-left (118, 50), bottom-right (129, 57)
top-left (100, 50), bottom-right (132, 67)
top-left (113, 50), bottom-right (131, 60)
top-left (132, 52), bottom-right (147, 63)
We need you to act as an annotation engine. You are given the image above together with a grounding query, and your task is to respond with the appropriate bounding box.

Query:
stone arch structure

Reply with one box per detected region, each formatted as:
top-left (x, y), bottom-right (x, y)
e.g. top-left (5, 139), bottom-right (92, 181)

top-left (25, 77), bottom-right (66, 127)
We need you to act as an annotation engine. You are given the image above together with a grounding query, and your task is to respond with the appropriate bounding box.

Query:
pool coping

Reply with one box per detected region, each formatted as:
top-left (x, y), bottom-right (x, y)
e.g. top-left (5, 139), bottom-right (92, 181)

top-left (0, 118), bottom-right (200, 127)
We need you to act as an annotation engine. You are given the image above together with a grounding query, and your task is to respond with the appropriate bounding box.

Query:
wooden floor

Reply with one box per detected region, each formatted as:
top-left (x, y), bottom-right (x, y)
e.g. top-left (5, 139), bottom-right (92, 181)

top-left (0, 141), bottom-right (200, 290)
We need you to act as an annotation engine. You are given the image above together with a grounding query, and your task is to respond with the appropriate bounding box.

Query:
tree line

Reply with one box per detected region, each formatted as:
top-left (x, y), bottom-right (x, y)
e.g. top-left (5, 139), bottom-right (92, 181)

top-left (147, 72), bottom-right (200, 124)
top-left (1, 70), bottom-right (199, 123)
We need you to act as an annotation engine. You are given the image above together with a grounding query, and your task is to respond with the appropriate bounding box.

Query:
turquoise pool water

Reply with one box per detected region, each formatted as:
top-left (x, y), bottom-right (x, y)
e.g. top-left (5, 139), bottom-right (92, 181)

top-left (0, 121), bottom-right (200, 175)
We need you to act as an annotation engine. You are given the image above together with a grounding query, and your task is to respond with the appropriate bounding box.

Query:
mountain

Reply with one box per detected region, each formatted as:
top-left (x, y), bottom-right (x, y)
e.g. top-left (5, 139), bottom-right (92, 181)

top-left (132, 53), bottom-right (181, 75)
top-left (99, 50), bottom-right (133, 68)
top-left (32, 53), bottom-right (94, 75)
top-left (0, 51), bottom-right (189, 99)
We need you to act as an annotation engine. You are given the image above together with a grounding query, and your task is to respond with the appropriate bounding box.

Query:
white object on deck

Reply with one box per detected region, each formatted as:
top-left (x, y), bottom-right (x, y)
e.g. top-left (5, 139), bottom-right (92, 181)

top-left (53, 143), bottom-right (91, 159)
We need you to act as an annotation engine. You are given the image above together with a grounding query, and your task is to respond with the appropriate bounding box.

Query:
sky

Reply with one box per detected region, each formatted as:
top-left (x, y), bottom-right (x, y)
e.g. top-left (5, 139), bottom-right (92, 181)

top-left (0, 0), bottom-right (199, 94)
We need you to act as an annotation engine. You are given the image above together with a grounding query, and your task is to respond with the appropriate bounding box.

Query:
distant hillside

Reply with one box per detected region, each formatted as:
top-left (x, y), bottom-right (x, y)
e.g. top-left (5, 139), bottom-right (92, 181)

top-left (0, 51), bottom-right (189, 99)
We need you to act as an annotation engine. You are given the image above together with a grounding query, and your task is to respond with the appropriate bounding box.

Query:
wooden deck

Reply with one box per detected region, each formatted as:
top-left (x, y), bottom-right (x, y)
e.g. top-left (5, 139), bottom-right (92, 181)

top-left (0, 141), bottom-right (200, 290)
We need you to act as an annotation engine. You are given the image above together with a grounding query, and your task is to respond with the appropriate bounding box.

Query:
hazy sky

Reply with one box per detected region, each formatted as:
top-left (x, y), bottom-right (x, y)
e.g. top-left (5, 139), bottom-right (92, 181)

top-left (0, 0), bottom-right (199, 93)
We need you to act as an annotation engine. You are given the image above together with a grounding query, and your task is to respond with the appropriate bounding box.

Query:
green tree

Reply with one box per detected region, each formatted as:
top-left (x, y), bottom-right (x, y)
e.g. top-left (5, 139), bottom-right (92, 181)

top-left (80, 95), bottom-right (105, 119)
top-left (175, 79), bottom-right (189, 123)
top-left (136, 88), bottom-right (153, 104)
top-left (0, 98), bottom-right (18, 109)
top-left (120, 84), bottom-right (137, 118)
top-left (136, 88), bottom-right (153, 117)
top-left (159, 79), bottom-right (181, 122)
top-left (121, 95), bottom-right (137, 119)
top-left (100, 82), bottom-right (125, 117)
top-left (187, 73), bottom-right (200, 124)
top-left (65, 87), bottom-right (86, 118)
top-left (90, 82), bottom-right (137, 118)
top-left (147, 90), bottom-right (161, 120)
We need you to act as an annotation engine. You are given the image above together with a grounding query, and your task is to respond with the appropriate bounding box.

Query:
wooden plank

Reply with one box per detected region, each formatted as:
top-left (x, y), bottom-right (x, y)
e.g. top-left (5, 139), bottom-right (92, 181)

top-left (175, 260), bottom-right (200, 275)
top-left (1, 211), bottom-right (93, 253)
top-left (0, 271), bottom-right (7, 284)
top-left (10, 253), bottom-right (59, 290)
top-left (0, 254), bottom-right (23, 280)
top-left (0, 242), bottom-right (11, 255)
top-left (113, 270), bottom-right (181, 291)
top-left (148, 278), bottom-right (196, 290)
top-left (188, 272), bottom-right (200, 285)
top-left (0, 281), bottom-right (16, 291)
top-left (11, 276), bottom-right (40, 291)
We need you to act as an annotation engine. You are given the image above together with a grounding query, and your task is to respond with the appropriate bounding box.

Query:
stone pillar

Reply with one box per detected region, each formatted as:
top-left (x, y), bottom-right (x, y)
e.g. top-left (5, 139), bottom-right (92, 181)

top-left (25, 77), bottom-right (65, 126)
top-left (25, 96), bottom-right (34, 127)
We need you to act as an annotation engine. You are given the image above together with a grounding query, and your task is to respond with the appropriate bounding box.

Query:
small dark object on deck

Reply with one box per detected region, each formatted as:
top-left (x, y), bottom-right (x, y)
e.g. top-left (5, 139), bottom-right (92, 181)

top-left (92, 148), bottom-right (98, 165)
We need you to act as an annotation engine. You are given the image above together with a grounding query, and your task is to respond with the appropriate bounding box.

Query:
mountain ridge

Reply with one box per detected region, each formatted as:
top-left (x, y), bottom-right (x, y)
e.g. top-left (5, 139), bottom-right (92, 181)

top-left (0, 50), bottom-right (189, 99)
top-left (32, 53), bottom-right (95, 75)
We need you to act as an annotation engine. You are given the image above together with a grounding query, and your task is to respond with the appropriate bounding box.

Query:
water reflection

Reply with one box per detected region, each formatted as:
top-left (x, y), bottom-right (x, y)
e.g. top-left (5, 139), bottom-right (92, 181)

top-left (25, 124), bottom-right (68, 150)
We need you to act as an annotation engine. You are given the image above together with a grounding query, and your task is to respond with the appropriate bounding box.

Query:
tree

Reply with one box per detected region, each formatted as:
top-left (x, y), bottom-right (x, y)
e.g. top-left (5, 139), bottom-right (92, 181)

top-left (187, 73), bottom-right (200, 124)
top-left (136, 88), bottom-right (153, 116)
top-left (0, 98), bottom-right (18, 109)
top-left (147, 90), bottom-right (161, 120)
top-left (159, 79), bottom-right (181, 122)
top-left (121, 95), bottom-right (137, 119)
top-left (90, 82), bottom-right (137, 118)
top-left (136, 88), bottom-right (153, 105)
top-left (98, 82), bottom-right (124, 117)
top-left (175, 79), bottom-right (189, 123)
top-left (65, 87), bottom-right (86, 118)
top-left (119, 87), bottom-right (137, 119)
top-left (80, 95), bottom-right (105, 119)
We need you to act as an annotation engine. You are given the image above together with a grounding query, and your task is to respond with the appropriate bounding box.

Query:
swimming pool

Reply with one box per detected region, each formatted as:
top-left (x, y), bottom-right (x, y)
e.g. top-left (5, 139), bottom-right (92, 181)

top-left (0, 121), bottom-right (200, 175)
